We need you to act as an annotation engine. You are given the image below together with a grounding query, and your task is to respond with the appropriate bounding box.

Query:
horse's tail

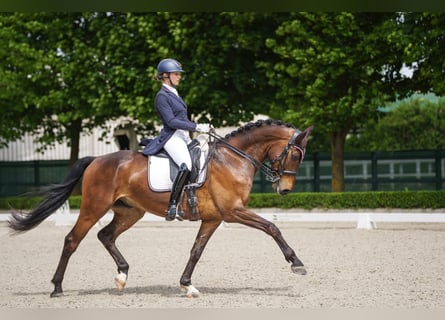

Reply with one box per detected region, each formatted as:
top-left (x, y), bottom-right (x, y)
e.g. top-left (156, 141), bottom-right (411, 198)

top-left (8, 156), bottom-right (96, 233)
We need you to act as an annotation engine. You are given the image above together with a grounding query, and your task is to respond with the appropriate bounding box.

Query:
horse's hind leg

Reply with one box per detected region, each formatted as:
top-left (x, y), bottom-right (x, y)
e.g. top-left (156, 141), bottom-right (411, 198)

top-left (50, 213), bottom-right (105, 297)
top-left (97, 206), bottom-right (145, 291)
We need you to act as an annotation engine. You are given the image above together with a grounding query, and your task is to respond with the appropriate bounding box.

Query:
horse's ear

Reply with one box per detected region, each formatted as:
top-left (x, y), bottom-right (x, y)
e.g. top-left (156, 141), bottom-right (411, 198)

top-left (294, 126), bottom-right (313, 146)
top-left (304, 126), bottom-right (313, 136)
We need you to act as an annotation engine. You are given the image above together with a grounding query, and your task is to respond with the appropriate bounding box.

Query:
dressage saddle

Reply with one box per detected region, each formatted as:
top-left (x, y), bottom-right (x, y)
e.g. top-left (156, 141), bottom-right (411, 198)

top-left (139, 138), bottom-right (201, 220)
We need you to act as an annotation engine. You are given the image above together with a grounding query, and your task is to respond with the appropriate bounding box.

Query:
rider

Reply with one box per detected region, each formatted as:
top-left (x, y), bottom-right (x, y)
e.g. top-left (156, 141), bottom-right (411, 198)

top-left (142, 58), bottom-right (210, 221)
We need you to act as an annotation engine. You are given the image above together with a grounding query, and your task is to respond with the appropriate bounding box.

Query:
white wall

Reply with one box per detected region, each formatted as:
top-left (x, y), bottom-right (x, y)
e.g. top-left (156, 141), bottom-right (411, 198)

top-left (0, 115), bottom-right (269, 161)
top-left (0, 122), bottom-right (121, 161)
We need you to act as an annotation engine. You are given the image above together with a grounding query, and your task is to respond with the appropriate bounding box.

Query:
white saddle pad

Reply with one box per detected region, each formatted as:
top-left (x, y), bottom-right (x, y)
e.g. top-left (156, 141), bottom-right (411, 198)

top-left (148, 135), bottom-right (209, 192)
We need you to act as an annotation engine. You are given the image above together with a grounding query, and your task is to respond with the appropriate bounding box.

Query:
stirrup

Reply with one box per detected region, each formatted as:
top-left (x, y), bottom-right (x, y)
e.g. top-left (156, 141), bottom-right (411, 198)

top-left (166, 204), bottom-right (177, 221)
top-left (165, 203), bottom-right (184, 221)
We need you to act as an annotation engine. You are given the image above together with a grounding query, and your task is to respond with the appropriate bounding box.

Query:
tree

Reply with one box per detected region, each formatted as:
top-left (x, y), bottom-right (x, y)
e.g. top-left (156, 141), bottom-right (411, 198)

top-left (0, 13), bottom-right (126, 168)
top-left (401, 13), bottom-right (445, 96)
top-left (347, 97), bottom-right (445, 151)
top-left (131, 12), bottom-right (287, 127)
top-left (346, 13), bottom-right (445, 152)
top-left (0, 12), bottom-right (285, 159)
top-left (0, 13), bottom-right (53, 147)
top-left (261, 12), bottom-right (405, 191)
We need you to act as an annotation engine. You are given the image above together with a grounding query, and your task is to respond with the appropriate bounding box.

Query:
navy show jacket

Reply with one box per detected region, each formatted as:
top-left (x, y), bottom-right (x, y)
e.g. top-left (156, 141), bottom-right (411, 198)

top-left (142, 86), bottom-right (197, 155)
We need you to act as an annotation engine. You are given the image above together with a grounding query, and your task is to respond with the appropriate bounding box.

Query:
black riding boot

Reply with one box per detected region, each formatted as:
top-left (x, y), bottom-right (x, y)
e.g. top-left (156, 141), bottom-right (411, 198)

top-left (166, 163), bottom-right (190, 221)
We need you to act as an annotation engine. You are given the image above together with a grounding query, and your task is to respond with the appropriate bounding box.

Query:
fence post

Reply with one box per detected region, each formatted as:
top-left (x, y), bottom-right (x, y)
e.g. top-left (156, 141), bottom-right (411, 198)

top-left (435, 149), bottom-right (442, 190)
top-left (313, 152), bottom-right (320, 192)
top-left (33, 160), bottom-right (40, 190)
top-left (260, 171), bottom-right (267, 193)
top-left (371, 152), bottom-right (378, 191)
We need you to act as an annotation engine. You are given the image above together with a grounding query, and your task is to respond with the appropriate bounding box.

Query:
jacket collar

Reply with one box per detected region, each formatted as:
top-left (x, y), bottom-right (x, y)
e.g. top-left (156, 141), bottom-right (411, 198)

top-left (162, 83), bottom-right (179, 96)
top-left (160, 86), bottom-right (186, 107)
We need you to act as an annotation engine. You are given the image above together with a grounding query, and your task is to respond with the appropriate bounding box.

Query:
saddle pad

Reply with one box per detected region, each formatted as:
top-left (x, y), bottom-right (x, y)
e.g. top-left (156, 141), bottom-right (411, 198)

top-left (148, 156), bottom-right (173, 191)
top-left (148, 151), bottom-right (208, 192)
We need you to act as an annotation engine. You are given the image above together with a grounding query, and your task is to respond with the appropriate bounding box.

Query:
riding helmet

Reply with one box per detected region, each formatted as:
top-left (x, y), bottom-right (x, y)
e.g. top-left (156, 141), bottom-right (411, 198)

top-left (156, 59), bottom-right (185, 79)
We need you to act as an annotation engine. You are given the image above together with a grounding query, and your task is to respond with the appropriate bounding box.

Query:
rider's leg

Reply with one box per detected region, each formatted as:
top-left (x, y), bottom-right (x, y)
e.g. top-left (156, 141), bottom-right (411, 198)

top-left (164, 131), bottom-right (192, 221)
top-left (166, 163), bottom-right (190, 221)
top-left (164, 130), bottom-right (192, 170)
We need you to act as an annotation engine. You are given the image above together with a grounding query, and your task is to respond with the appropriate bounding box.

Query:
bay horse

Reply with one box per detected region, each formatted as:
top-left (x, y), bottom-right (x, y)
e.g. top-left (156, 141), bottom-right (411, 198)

top-left (9, 119), bottom-right (313, 298)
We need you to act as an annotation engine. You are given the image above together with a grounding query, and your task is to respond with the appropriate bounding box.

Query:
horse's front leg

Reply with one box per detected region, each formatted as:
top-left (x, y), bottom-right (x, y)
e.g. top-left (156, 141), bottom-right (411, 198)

top-left (225, 207), bottom-right (307, 275)
top-left (180, 219), bottom-right (221, 297)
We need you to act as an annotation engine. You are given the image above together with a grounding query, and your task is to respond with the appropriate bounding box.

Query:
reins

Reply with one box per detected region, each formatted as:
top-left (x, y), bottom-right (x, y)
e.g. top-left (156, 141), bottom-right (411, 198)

top-left (208, 129), bottom-right (305, 183)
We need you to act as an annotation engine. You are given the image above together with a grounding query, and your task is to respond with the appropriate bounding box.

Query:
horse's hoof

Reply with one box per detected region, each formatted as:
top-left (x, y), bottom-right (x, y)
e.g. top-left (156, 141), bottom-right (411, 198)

top-left (50, 291), bottom-right (64, 298)
top-left (181, 284), bottom-right (200, 298)
top-left (115, 272), bottom-right (127, 290)
top-left (291, 265), bottom-right (307, 275)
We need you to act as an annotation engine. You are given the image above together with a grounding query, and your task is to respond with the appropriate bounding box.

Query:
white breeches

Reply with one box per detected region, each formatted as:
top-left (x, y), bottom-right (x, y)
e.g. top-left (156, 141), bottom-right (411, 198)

top-left (164, 130), bottom-right (192, 170)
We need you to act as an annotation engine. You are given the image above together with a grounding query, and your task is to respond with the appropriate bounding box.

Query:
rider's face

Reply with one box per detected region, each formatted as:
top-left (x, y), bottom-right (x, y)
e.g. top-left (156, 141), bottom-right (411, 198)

top-left (168, 72), bottom-right (182, 86)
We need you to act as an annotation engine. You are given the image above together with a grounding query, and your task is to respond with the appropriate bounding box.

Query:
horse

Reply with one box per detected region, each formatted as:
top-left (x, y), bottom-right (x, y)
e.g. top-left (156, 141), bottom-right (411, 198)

top-left (9, 119), bottom-right (313, 298)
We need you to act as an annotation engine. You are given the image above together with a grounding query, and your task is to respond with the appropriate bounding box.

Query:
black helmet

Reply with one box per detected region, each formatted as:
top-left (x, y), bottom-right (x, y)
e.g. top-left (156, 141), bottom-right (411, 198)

top-left (156, 58), bottom-right (184, 79)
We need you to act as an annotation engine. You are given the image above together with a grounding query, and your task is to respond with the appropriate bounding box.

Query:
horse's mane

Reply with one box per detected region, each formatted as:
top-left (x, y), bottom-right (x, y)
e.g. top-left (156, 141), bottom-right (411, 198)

top-left (224, 119), bottom-right (295, 140)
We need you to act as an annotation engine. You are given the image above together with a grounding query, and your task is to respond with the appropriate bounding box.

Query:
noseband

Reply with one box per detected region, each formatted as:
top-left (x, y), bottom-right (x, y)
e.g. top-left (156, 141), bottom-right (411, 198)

top-left (210, 129), bottom-right (306, 184)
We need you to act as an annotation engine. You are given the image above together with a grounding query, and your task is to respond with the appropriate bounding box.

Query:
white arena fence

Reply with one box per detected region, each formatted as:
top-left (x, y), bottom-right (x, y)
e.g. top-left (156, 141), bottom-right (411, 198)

top-left (1, 200), bottom-right (444, 230)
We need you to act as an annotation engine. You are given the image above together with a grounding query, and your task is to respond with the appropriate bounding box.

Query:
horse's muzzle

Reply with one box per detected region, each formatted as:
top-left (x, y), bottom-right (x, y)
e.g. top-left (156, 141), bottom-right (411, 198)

top-left (273, 182), bottom-right (291, 195)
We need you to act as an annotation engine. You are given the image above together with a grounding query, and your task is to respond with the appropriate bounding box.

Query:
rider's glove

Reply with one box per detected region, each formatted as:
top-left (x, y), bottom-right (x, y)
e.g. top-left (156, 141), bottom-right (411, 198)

top-left (196, 123), bottom-right (210, 133)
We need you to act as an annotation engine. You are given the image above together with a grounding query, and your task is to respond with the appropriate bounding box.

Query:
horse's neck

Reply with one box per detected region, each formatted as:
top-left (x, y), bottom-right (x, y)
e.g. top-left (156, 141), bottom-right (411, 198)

top-left (227, 132), bottom-right (273, 162)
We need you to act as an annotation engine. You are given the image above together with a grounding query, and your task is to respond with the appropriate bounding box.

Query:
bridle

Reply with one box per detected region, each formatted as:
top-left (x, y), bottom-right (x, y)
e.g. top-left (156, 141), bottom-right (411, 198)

top-left (209, 129), bottom-right (306, 183)
top-left (268, 130), bottom-right (306, 182)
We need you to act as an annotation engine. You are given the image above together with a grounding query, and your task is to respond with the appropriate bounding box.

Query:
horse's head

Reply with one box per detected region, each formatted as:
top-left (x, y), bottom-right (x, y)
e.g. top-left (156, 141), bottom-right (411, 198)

top-left (269, 126), bottom-right (313, 195)
top-left (213, 120), bottom-right (312, 195)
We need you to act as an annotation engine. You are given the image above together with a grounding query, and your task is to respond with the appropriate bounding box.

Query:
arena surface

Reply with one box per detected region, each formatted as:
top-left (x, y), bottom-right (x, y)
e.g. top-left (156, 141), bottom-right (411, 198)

top-left (1, 219), bottom-right (444, 308)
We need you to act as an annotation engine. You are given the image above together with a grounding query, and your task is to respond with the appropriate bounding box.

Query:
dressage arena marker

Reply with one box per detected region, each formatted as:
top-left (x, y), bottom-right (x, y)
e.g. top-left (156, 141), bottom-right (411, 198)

top-left (54, 200), bottom-right (72, 226)
top-left (356, 214), bottom-right (377, 229)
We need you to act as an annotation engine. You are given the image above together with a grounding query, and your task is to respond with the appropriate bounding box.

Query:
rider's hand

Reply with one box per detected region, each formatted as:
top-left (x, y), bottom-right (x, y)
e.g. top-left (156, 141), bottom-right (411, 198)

top-left (196, 123), bottom-right (210, 133)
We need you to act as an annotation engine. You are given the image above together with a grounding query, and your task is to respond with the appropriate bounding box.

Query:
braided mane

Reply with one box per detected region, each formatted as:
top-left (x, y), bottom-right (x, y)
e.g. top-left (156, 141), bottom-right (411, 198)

top-left (224, 119), bottom-right (295, 140)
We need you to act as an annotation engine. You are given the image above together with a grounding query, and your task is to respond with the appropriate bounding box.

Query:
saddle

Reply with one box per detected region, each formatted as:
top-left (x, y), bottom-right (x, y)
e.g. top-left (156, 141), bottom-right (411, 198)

top-left (140, 137), bottom-right (209, 221)
top-left (152, 139), bottom-right (201, 183)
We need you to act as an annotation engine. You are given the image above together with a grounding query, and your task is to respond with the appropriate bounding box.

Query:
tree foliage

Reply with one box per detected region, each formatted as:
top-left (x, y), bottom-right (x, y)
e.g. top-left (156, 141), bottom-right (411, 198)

top-left (348, 97), bottom-right (445, 151)
top-left (0, 13), bottom-right (283, 158)
top-left (0, 13), bottom-right (52, 145)
top-left (260, 12), bottom-right (406, 191)
top-left (1, 12), bottom-right (444, 193)
top-left (401, 13), bottom-right (445, 96)
top-left (1, 13), bottom-right (126, 165)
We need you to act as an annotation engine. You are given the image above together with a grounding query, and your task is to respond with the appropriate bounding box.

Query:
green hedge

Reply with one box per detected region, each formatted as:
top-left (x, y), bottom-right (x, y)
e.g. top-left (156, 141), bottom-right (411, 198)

top-left (1, 190), bottom-right (445, 210)
top-left (248, 190), bottom-right (445, 209)
top-left (0, 196), bottom-right (82, 211)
